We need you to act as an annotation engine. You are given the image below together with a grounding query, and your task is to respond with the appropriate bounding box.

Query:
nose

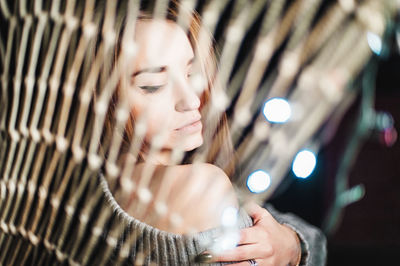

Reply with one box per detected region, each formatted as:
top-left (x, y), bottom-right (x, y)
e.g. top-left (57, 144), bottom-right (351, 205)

top-left (174, 76), bottom-right (201, 112)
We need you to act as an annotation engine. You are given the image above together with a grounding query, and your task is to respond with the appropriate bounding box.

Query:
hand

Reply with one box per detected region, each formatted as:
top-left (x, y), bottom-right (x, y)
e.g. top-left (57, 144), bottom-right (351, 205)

top-left (210, 202), bottom-right (301, 266)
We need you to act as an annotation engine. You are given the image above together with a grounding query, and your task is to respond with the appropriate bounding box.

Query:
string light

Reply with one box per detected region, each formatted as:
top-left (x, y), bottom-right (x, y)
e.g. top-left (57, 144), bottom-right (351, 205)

top-left (292, 150), bottom-right (317, 178)
top-left (262, 98), bottom-right (291, 123)
top-left (247, 170), bottom-right (271, 193)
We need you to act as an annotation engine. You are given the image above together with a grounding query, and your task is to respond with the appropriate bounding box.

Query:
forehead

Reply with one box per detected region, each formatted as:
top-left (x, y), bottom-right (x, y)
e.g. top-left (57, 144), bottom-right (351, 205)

top-left (133, 19), bottom-right (194, 68)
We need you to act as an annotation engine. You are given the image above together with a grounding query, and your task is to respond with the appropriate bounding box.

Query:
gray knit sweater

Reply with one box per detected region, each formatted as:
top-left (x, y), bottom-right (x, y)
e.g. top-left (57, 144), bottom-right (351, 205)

top-left (100, 177), bottom-right (327, 265)
top-left (100, 176), bottom-right (251, 265)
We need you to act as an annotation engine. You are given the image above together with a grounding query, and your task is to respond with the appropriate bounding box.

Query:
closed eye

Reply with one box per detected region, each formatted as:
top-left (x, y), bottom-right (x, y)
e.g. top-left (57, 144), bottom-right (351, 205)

top-left (138, 85), bottom-right (164, 93)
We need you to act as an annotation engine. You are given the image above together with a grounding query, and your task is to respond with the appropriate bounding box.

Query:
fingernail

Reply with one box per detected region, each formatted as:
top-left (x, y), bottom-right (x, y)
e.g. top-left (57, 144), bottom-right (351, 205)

top-left (194, 252), bottom-right (213, 263)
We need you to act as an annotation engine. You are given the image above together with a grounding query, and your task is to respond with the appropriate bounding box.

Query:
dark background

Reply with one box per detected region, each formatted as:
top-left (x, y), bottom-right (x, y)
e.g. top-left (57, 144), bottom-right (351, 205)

top-left (209, 0), bottom-right (400, 264)
top-left (270, 46), bottom-right (400, 265)
top-left (174, 1), bottom-right (399, 264)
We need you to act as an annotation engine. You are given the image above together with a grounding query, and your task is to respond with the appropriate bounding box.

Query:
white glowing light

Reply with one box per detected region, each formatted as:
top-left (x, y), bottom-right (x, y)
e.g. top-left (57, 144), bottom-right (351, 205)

top-left (247, 170), bottom-right (271, 193)
top-left (221, 207), bottom-right (238, 227)
top-left (292, 150), bottom-right (317, 178)
top-left (262, 98), bottom-right (291, 123)
top-left (211, 231), bottom-right (240, 254)
top-left (219, 233), bottom-right (238, 251)
top-left (367, 32), bottom-right (382, 55)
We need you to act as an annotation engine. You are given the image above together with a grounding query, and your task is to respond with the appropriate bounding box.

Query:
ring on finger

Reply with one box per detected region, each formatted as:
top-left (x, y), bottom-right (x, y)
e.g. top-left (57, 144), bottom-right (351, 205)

top-left (248, 259), bottom-right (258, 266)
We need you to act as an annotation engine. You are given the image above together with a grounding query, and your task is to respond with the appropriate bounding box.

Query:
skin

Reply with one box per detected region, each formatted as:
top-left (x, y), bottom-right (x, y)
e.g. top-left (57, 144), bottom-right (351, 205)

top-left (128, 19), bottom-right (203, 164)
top-left (126, 19), bottom-right (237, 233)
top-left (211, 203), bottom-right (301, 266)
top-left (125, 19), bottom-right (301, 265)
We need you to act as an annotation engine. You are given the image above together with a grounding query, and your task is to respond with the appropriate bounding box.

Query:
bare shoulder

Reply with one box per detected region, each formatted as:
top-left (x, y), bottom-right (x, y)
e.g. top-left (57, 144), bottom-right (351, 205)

top-left (131, 162), bottom-right (231, 189)
top-left (127, 162), bottom-right (238, 233)
top-left (166, 163), bottom-right (238, 232)
top-left (177, 163), bottom-right (232, 185)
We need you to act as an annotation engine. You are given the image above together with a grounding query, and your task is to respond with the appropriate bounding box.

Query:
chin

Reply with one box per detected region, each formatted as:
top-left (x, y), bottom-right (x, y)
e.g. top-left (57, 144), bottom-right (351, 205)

top-left (183, 134), bottom-right (203, 151)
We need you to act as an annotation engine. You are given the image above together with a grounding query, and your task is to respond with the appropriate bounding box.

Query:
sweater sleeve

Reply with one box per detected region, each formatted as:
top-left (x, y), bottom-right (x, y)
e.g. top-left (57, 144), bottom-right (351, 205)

top-left (264, 203), bottom-right (327, 266)
top-left (99, 174), bottom-right (253, 265)
top-left (100, 174), bottom-right (326, 265)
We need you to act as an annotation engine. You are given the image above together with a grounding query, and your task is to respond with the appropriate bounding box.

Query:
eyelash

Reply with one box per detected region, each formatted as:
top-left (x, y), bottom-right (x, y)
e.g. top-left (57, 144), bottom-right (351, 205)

top-left (138, 85), bottom-right (164, 93)
top-left (136, 70), bottom-right (192, 93)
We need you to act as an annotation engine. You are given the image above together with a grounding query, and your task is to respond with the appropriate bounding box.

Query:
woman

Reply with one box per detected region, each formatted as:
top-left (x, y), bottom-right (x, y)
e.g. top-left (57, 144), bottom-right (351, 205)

top-left (101, 1), bottom-right (325, 265)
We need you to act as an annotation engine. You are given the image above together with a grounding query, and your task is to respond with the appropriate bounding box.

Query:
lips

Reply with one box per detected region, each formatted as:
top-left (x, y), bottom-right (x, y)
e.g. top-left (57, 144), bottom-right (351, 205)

top-left (175, 117), bottom-right (202, 133)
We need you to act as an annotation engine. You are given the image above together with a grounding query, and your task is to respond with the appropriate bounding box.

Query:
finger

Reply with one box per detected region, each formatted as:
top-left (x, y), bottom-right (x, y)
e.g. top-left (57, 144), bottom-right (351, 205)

top-left (229, 261), bottom-right (254, 266)
top-left (212, 244), bottom-right (264, 262)
top-left (238, 226), bottom-right (265, 245)
top-left (245, 202), bottom-right (273, 224)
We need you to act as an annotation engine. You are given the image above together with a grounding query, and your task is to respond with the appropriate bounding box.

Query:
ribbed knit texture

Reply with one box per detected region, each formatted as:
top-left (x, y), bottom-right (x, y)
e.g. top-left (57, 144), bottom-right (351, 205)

top-left (100, 176), bottom-right (254, 265)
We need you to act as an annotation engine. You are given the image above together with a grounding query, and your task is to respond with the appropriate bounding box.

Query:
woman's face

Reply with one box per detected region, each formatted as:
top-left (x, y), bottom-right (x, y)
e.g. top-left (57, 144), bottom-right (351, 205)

top-left (128, 19), bottom-right (203, 156)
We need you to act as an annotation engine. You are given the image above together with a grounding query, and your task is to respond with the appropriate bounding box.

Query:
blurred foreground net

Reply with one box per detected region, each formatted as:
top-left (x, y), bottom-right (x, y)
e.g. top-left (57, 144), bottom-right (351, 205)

top-left (0, 0), bottom-right (398, 264)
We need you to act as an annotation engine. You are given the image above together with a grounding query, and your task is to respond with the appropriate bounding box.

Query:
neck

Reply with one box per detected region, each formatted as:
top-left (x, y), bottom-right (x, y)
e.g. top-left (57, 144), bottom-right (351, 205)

top-left (141, 148), bottom-right (173, 166)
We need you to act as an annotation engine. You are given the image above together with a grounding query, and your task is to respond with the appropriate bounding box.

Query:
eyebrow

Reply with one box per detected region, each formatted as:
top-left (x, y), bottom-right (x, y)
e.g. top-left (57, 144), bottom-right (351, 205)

top-left (132, 66), bottom-right (167, 77)
top-left (132, 57), bottom-right (194, 77)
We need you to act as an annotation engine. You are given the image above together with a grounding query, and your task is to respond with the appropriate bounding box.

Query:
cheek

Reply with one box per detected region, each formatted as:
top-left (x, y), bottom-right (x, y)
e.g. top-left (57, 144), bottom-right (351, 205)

top-left (129, 94), bottom-right (175, 141)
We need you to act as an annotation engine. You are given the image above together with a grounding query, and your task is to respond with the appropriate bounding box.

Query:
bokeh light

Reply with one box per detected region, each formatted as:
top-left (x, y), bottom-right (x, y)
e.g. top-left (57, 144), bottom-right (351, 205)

top-left (211, 230), bottom-right (240, 254)
top-left (292, 150), bottom-right (317, 178)
top-left (381, 127), bottom-right (398, 147)
top-left (376, 111), bottom-right (394, 130)
top-left (262, 98), bottom-right (291, 123)
top-left (247, 170), bottom-right (271, 193)
top-left (367, 31), bottom-right (382, 55)
top-left (221, 207), bottom-right (238, 227)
